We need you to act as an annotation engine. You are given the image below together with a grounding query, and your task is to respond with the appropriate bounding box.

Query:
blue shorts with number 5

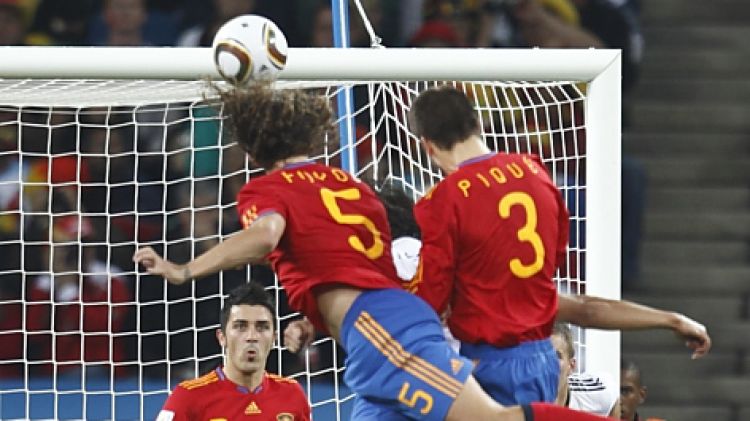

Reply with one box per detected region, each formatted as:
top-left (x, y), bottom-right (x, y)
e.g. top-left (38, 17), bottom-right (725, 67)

top-left (340, 288), bottom-right (474, 420)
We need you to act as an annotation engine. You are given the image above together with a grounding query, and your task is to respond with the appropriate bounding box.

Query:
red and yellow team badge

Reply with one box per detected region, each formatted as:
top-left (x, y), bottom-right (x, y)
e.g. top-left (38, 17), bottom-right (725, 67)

top-left (241, 205), bottom-right (259, 229)
top-left (276, 413), bottom-right (294, 421)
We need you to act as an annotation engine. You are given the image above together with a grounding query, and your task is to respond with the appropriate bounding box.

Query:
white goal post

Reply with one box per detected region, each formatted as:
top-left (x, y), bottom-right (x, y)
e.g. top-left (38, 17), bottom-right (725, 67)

top-left (0, 46), bottom-right (621, 420)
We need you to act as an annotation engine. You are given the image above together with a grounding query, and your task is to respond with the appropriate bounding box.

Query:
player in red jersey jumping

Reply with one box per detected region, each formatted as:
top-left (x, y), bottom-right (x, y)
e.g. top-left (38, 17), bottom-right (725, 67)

top-left (157, 282), bottom-right (310, 421)
top-left (403, 85), bottom-right (710, 406)
top-left (134, 82), bottom-right (613, 421)
top-left (405, 85), bottom-right (569, 405)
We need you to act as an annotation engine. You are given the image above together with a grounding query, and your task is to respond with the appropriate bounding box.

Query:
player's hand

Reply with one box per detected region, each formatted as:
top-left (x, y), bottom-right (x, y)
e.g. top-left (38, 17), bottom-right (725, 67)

top-left (284, 318), bottom-right (315, 353)
top-left (133, 246), bottom-right (190, 285)
top-left (672, 313), bottom-right (711, 359)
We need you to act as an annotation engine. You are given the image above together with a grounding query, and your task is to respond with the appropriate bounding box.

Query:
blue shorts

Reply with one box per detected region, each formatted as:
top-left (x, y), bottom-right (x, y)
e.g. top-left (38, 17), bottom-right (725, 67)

top-left (341, 288), bottom-right (474, 421)
top-left (460, 338), bottom-right (559, 405)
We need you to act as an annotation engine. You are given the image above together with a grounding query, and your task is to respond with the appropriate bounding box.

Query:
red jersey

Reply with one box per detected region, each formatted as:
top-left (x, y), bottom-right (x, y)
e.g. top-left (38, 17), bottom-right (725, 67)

top-left (410, 153), bottom-right (568, 347)
top-left (236, 162), bottom-right (399, 331)
top-left (158, 367), bottom-right (311, 421)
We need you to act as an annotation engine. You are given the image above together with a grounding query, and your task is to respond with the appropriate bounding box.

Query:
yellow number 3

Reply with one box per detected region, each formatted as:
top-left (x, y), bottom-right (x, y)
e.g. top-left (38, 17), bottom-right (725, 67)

top-left (499, 191), bottom-right (545, 278)
top-left (320, 187), bottom-right (384, 260)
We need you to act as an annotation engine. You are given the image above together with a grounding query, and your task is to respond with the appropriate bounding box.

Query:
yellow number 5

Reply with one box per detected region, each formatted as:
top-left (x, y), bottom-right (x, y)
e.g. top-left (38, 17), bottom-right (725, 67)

top-left (398, 382), bottom-right (433, 415)
top-left (499, 191), bottom-right (545, 278)
top-left (320, 187), bottom-right (384, 260)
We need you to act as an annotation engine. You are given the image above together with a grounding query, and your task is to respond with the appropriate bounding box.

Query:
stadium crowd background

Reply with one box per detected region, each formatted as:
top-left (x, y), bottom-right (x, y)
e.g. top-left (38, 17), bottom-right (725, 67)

top-left (0, 0), bottom-right (644, 411)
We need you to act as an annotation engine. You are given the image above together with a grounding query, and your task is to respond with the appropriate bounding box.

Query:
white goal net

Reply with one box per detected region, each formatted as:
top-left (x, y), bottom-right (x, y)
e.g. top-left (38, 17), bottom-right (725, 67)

top-left (0, 47), bottom-right (621, 420)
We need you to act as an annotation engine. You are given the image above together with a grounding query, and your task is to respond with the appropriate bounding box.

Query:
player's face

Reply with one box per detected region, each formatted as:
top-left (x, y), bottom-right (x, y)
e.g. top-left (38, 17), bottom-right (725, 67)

top-left (619, 369), bottom-right (645, 421)
top-left (550, 333), bottom-right (575, 398)
top-left (221, 304), bottom-right (274, 377)
top-left (550, 334), bottom-right (574, 378)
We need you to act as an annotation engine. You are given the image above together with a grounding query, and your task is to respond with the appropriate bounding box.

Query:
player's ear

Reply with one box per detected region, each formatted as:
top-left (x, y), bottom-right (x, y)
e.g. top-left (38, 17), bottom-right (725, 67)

top-left (569, 356), bottom-right (577, 371)
top-left (420, 136), bottom-right (435, 156)
top-left (638, 385), bottom-right (647, 404)
top-left (216, 328), bottom-right (227, 348)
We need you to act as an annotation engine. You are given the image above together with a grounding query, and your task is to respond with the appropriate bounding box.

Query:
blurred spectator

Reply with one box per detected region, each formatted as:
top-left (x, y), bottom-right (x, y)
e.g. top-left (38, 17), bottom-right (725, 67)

top-left (26, 212), bottom-right (132, 377)
top-left (400, 0), bottom-right (483, 47)
top-left (85, 0), bottom-right (167, 46)
top-left (509, 0), bottom-right (602, 47)
top-left (176, 0), bottom-right (257, 47)
top-left (101, 0), bottom-right (148, 45)
top-left (575, 0), bottom-right (643, 95)
top-left (309, 1), bottom-right (334, 47)
top-left (0, 0), bottom-right (29, 45)
top-left (408, 19), bottom-right (461, 47)
top-left (350, 0), bottom-right (384, 47)
top-left (304, 0), bottom-right (385, 48)
top-left (620, 360), bottom-right (664, 421)
top-left (27, 0), bottom-right (96, 45)
top-left (85, 0), bottom-right (178, 46)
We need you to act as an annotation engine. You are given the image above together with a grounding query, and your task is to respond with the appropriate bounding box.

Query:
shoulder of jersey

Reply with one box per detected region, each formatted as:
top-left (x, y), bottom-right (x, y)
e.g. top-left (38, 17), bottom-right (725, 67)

top-left (178, 370), bottom-right (220, 391)
top-left (267, 373), bottom-right (301, 386)
top-left (419, 184), bottom-right (440, 201)
top-left (567, 372), bottom-right (610, 392)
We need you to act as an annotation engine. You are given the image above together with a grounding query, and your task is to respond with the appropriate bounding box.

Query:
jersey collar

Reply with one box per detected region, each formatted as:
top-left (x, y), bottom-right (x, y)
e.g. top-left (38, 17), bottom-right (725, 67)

top-left (281, 160), bottom-right (315, 170)
top-left (216, 366), bottom-right (268, 394)
top-left (458, 152), bottom-right (495, 168)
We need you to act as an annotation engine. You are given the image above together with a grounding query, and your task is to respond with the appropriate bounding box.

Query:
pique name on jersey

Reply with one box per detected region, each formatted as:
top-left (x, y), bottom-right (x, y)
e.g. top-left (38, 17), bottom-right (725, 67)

top-left (455, 156), bottom-right (541, 198)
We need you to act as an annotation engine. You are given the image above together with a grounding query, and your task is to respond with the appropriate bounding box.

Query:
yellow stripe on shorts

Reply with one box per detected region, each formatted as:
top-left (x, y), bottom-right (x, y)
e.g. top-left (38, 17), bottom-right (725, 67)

top-left (354, 311), bottom-right (463, 398)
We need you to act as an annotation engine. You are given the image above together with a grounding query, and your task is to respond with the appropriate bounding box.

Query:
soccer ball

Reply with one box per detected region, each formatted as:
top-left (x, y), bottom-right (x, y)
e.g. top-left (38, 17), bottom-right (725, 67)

top-left (212, 15), bottom-right (288, 84)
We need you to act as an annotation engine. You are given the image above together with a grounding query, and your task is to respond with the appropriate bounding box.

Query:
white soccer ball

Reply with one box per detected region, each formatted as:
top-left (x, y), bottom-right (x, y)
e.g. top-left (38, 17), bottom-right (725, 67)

top-left (212, 15), bottom-right (288, 84)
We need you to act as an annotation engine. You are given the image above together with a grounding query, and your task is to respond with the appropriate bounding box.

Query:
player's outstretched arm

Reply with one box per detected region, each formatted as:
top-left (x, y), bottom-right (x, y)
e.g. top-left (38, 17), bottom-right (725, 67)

top-left (133, 214), bottom-right (286, 285)
top-left (557, 294), bottom-right (711, 358)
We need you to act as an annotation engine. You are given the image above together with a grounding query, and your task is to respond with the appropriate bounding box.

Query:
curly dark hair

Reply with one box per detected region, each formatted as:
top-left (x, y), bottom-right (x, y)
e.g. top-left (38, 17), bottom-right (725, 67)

top-left (215, 82), bottom-right (336, 169)
top-left (410, 85), bottom-right (480, 150)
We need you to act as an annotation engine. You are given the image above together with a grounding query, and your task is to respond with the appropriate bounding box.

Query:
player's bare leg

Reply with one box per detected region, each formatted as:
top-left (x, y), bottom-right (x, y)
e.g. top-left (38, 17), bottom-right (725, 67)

top-left (446, 375), bottom-right (614, 421)
top-left (444, 375), bottom-right (520, 420)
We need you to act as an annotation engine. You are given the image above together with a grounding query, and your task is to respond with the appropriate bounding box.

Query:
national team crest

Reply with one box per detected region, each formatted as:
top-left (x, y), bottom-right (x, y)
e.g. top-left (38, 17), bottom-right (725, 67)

top-left (276, 413), bottom-right (294, 421)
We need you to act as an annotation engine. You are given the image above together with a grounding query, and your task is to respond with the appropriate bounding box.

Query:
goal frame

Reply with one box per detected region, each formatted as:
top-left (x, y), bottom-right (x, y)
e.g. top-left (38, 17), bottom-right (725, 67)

top-left (0, 45), bottom-right (621, 384)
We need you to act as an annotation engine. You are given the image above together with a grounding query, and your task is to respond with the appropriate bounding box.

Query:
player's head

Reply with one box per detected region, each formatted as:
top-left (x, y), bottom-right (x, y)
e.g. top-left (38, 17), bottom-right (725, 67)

top-left (217, 282), bottom-right (276, 377)
top-left (410, 85), bottom-right (480, 151)
top-left (551, 323), bottom-right (576, 395)
top-left (619, 360), bottom-right (647, 421)
top-left (216, 83), bottom-right (335, 169)
top-left (375, 179), bottom-right (420, 239)
top-left (103, 0), bottom-right (147, 33)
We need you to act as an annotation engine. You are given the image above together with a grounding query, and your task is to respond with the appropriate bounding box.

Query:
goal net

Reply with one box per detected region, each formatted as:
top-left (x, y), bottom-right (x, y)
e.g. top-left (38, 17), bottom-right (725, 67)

top-left (0, 47), bottom-right (621, 420)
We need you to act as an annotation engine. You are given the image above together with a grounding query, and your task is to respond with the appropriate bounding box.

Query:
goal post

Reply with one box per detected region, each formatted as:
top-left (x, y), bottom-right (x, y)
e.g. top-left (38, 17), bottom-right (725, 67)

top-left (0, 46), bottom-right (621, 419)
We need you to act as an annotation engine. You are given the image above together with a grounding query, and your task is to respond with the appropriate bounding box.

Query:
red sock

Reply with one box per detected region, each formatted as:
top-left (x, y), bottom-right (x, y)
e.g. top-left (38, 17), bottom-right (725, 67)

top-left (522, 402), bottom-right (611, 421)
